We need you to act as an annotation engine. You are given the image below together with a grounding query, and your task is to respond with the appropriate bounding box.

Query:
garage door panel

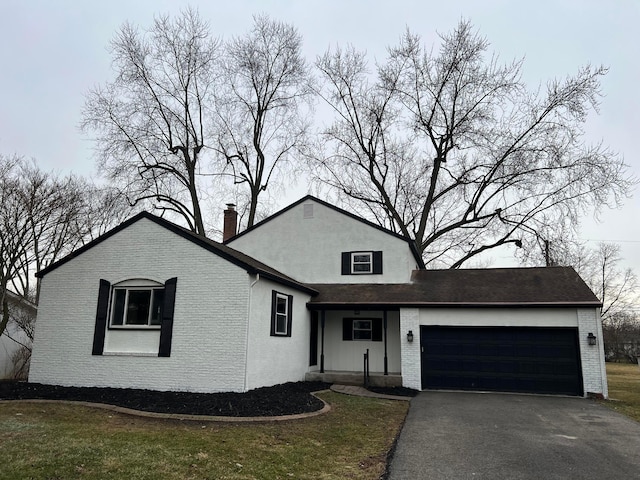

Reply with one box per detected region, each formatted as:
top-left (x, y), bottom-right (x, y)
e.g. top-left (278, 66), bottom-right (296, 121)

top-left (421, 326), bottom-right (583, 396)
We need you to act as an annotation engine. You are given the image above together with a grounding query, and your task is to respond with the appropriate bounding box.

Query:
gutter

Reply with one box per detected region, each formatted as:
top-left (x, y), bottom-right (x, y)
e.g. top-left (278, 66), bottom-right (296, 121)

top-left (306, 301), bottom-right (603, 310)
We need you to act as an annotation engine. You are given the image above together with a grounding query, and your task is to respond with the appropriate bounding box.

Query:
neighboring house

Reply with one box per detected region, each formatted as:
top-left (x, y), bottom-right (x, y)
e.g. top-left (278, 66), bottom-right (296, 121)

top-left (29, 196), bottom-right (608, 397)
top-left (1, 290), bottom-right (37, 379)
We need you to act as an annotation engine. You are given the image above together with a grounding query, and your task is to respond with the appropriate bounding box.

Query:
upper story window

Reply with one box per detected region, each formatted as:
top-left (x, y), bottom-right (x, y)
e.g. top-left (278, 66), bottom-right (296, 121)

top-left (341, 251), bottom-right (383, 275)
top-left (109, 280), bottom-right (165, 329)
top-left (351, 252), bottom-right (372, 273)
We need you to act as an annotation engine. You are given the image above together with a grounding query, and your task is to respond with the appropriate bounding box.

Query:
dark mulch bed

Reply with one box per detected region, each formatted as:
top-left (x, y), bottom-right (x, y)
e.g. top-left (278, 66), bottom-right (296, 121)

top-left (0, 381), bottom-right (331, 417)
top-left (367, 386), bottom-right (419, 397)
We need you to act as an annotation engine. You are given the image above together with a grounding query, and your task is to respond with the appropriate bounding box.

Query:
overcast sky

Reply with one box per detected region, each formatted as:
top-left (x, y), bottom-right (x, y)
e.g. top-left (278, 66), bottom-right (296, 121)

top-left (1, 0), bottom-right (639, 274)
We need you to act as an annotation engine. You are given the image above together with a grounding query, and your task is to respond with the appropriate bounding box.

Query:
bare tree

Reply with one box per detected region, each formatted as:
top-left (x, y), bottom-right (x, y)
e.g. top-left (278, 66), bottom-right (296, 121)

top-left (2, 291), bottom-right (36, 379)
top-left (82, 8), bottom-right (220, 235)
top-left (0, 156), bottom-right (132, 338)
top-left (215, 14), bottom-right (312, 228)
top-left (571, 242), bottom-right (639, 323)
top-left (313, 21), bottom-right (634, 267)
top-left (0, 156), bottom-right (73, 334)
top-left (0, 155), bottom-right (30, 337)
top-left (602, 312), bottom-right (640, 363)
top-left (72, 181), bottom-right (139, 244)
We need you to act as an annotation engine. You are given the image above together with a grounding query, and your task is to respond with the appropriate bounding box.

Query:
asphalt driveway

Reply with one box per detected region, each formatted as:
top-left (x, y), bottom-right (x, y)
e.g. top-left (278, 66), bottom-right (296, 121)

top-left (387, 392), bottom-right (640, 480)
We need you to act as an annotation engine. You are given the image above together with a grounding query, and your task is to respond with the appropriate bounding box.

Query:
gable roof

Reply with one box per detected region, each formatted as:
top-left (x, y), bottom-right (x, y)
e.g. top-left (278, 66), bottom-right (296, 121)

top-left (226, 195), bottom-right (426, 269)
top-left (36, 212), bottom-right (317, 295)
top-left (307, 266), bottom-right (601, 309)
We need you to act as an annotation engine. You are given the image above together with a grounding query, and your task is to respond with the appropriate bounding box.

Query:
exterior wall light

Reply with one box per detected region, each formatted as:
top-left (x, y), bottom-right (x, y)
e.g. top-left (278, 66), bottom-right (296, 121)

top-left (587, 332), bottom-right (597, 346)
top-left (407, 330), bottom-right (414, 342)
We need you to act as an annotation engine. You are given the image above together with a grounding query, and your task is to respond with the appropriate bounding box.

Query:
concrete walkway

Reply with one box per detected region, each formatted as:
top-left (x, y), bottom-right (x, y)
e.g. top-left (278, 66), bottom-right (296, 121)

top-left (330, 384), bottom-right (412, 401)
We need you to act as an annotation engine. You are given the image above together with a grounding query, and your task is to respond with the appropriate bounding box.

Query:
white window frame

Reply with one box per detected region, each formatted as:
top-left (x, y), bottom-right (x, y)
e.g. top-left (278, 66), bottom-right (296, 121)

top-left (352, 319), bottom-right (373, 340)
top-left (109, 286), bottom-right (164, 329)
top-left (351, 251), bottom-right (373, 274)
top-left (274, 292), bottom-right (289, 335)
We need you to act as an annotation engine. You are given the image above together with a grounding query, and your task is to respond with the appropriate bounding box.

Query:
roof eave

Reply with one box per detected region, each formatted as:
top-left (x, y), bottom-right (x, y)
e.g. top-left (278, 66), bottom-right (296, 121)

top-left (36, 212), bottom-right (315, 295)
top-left (307, 301), bottom-right (603, 310)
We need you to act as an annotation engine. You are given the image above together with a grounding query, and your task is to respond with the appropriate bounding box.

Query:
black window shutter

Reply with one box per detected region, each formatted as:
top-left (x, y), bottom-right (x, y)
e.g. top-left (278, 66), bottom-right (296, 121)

top-left (342, 318), bottom-right (353, 341)
top-left (373, 251), bottom-right (383, 274)
top-left (372, 318), bottom-right (383, 341)
top-left (286, 294), bottom-right (293, 337)
top-left (92, 279), bottom-right (111, 355)
top-left (341, 252), bottom-right (351, 275)
top-left (158, 277), bottom-right (177, 357)
top-left (270, 290), bottom-right (277, 336)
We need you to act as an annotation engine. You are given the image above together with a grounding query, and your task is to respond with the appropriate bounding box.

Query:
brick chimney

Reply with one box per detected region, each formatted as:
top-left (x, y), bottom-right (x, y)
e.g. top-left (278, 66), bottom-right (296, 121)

top-left (223, 203), bottom-right (237, 242)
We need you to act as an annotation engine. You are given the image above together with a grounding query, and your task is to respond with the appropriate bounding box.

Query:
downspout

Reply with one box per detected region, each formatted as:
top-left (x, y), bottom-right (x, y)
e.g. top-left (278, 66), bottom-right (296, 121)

top-left (243, 273), bottom-right (260, 392)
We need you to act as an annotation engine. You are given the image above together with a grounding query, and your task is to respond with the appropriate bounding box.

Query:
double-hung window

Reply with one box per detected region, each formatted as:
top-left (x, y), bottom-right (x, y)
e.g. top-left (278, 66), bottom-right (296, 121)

top-left (352, 319), bottom-right (373, 340)
top-left (271, 291), bottom-right (293, 337)
top-left (341, 251), bottom-right (383, 275)
top-left (342, 318), bottom-right (383, 341)
top-left (110, 287), bottom-right (164, 328)
top-left (351, 252), bottom-right (372, 274)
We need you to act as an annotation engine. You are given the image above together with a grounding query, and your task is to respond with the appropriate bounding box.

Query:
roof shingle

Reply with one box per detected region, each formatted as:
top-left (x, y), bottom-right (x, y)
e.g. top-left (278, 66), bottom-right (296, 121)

top-left (307, 266), bottom-right (601, 308)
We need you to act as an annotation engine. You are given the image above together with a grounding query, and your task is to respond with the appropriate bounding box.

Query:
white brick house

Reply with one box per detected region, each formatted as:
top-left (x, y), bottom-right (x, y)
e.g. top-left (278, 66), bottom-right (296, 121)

top-left (29, 196), bottom-right (608, 397)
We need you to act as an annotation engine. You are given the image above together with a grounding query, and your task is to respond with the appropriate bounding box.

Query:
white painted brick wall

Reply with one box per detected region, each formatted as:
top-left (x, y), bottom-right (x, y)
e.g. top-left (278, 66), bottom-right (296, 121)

top-left (577, 308), bottom-right (608, 398)
top-left (399, 308), bottom-right (421, 390)
top-left (29, 218), bottom-right (253, 393)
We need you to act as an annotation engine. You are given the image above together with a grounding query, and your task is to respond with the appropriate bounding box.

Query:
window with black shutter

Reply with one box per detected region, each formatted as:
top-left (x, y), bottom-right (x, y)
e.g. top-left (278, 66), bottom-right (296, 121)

top-left (341, 251), bottom-right (383, 275)
top-left (342, 318), bottom-right (383, 341)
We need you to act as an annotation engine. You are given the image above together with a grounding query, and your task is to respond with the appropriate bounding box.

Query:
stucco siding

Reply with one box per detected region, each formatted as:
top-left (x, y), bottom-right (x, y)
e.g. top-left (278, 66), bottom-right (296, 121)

top-left (29, 218), bottom-right (251, 393)
top-left (228, 199), bottom-right (418, 283)
top-left (244, 278), bottom-right (313, 390)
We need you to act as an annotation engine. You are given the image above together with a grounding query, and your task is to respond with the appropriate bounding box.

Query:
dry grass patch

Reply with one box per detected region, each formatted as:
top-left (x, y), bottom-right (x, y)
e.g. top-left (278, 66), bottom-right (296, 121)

top-left (0, 391), bottom-right (408, 480)
top-left (602, 362), bottom-right (640, 423)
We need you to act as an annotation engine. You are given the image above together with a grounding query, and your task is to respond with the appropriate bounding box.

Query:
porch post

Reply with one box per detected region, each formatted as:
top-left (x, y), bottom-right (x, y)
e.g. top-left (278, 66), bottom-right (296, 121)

top-left (320, 310), bottom-right (325, 373)
top-left (383, 310), bottom-right (388, 375)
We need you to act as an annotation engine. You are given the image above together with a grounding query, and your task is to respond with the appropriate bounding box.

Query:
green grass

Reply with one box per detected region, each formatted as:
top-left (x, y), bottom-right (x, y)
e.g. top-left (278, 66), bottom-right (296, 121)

top-left (0, 391), bottom-right (408, 480)
top-left (602, 363), bottom-right (640, 423)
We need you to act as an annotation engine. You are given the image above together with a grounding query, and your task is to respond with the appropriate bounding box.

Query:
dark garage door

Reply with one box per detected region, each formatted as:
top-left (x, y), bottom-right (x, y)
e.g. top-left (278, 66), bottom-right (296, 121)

top-left (421, 326), bottom-right (583, 396)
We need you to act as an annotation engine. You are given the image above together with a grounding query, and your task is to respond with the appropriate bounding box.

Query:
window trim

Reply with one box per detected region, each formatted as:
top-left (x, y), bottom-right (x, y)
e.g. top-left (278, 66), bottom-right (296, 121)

top-left (108, 285), bottom-right (164, 330)
top-left (341, 251), bottom-right (383, 275)
top-left (351, 252), bottom-right (373, 274)
top-left (342, 317), bottom-right (383, 342)
top-left (271, 290), bottom-right (293, 337)
top-left (352, 319), bottom-right (373, 340)
top-left (93, 277), bottom-right (177, 357)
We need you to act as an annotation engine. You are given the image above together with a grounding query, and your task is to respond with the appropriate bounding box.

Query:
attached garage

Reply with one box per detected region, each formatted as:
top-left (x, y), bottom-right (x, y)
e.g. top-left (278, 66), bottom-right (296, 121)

top-left (420, 326), bottom-right (583, 395)
top-left (398, 267), bottom-right (608, 397)
top-left (308, 266), bottom-right (608, 398)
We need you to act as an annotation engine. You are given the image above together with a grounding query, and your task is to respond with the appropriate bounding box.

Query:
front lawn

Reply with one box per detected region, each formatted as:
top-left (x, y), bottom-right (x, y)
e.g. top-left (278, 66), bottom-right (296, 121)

top-left (602, 362), bottom-right (640, 423)
top-left (0, 391), bottom-right (408, 480)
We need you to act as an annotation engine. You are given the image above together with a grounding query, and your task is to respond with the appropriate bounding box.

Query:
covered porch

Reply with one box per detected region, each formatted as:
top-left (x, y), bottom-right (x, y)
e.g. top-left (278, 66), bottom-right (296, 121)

top-left (306, 284), bottom-right (406, 387)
